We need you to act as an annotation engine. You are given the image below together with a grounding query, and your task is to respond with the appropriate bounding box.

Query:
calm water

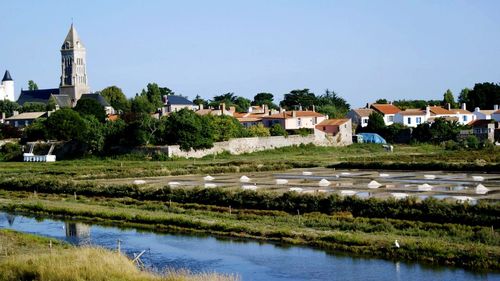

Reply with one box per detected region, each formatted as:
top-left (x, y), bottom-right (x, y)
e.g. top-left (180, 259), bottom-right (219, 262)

top-left (0, 212), bottom-right (497, 281)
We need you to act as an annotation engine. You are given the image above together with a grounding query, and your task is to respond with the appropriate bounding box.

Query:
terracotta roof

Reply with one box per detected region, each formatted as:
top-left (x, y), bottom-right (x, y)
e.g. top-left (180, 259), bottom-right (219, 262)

top-left (494, 110), bottom-right (500, 114)
top-left (262, 111), bottom-right (325, 119)
top-left (238, 117), bottom-right (262, 122)
top-left (429, 106), bottom-right (453, 115)
top-left (317, 118), bottom-right (349, 126)
top-left (107, 114), bottom-right (119, 121)
top-left (398, 110), bottom-right (426, 116)
top-left (351, 108), bottom-right (373, 117)
top-left (370, 104), bottom-right (401, 115)
top-left (468, 119), bottom-right (495, 126)
top-left (450, 109), bottom-right (472, 115)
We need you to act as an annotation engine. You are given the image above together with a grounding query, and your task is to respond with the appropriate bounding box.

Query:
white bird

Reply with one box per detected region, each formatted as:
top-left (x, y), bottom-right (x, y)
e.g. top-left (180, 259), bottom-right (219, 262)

top-left (394, 240), bottom-right (400, 248)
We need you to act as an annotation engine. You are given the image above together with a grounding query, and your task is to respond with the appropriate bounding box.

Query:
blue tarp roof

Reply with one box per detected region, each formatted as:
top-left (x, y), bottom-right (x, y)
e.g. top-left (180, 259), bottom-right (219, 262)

top-left (356, 133), bottom-right (387, 144)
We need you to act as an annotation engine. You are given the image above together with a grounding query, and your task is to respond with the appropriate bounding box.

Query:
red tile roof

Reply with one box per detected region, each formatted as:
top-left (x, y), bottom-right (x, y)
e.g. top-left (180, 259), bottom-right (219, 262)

top-left (262, 111), bottom-right (325, 119)
top-left (468, 119), bottom-right (495, 126)
top-left (429, 106), bottom-right (453, 115)
top-left (370, 104), bottom-right (401, 115)
top-left (317, 118), bottom-right (349, 126)
top-left (398, 110), bottom-right (426, 116)
top-left (352, 108), bottom-right (373, 117)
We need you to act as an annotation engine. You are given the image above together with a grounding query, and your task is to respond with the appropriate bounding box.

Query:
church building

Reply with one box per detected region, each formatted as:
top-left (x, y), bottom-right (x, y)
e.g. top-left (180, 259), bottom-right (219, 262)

top-left (17, 24), bottom-right (111, 112)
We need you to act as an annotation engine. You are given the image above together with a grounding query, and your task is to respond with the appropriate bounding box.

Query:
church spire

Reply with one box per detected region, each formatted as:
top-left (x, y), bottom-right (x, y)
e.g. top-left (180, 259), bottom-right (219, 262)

top-left (61, 24), bottom-right (84, 50)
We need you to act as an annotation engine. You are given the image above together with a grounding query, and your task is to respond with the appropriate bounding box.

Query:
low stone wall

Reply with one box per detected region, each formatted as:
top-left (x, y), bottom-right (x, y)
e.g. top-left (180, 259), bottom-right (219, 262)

top-left (162, 129), bottom-right (351, 158)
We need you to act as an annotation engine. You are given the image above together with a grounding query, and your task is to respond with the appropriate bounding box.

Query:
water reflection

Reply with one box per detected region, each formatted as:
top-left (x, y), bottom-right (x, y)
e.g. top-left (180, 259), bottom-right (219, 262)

top-left (0, 212), bottom-right (496, 281)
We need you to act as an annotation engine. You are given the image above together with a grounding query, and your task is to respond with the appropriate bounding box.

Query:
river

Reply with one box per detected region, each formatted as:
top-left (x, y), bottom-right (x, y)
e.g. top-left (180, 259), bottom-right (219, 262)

top-left (0, 212), bottom-right (497, 281)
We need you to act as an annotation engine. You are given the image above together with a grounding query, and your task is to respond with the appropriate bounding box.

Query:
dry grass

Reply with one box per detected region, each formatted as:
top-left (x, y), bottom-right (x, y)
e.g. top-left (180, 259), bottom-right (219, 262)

top-left (0, 230), bottom-right (238, 281)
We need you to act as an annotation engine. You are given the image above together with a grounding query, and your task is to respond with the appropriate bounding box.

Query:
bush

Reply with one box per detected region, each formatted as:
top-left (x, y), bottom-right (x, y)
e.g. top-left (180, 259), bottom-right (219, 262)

top-left (269, 124), bottom-right (287, 137)
top-left (0, 142), bottom-right (23, 161)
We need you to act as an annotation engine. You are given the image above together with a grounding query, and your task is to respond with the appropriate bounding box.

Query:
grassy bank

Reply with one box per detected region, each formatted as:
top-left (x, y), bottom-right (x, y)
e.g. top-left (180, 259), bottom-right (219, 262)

top-left (0, 229), bottom-right (237, 281)
top-left (1, 192), bottom-right (499, 271)
top-left (0, 144), bottom-right (498, 181)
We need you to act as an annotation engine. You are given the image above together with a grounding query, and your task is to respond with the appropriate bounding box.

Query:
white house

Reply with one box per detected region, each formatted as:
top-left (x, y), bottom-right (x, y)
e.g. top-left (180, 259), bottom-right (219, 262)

top-left (370, 104), bottom-right (401, 126)
top-left (346, 108), bottom-right (373, 128)
top-left (394, 104), bottom-right (474, 127)
top-left (394, 109), bottom-right (426, 127)
top-left (473, 105), bottom-right (498, 120)
top-left (261, 110), bottom-right (326, 130)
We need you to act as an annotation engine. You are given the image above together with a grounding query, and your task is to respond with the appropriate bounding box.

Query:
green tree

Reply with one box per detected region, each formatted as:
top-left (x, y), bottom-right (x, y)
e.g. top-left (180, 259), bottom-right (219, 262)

top-left (74, 98), bottom-right (107, 122)
top-left (81, 115), bottom-right (105, 154)
top-left (252, 93), bottom-right (278, 109)
top-left (442, 89), bottom-right (457, 108)
top-left (375, 99), bottom-right (388, 104)
top-left (100, 86), bottom-right (130, 113)
top-left (28, 80), bottom-right (38, 91)
top-left (246, 123), bottom-right (271, 137)
top-left (130, 95), bottom-right (155, 114)
top-left (463, 82), bottom-right (500, 110)
top-left (21, 102), bottom-right (46, 113)
top-left (24, 118), bottom-right (48, 141)
top-left (206, 115), bottom-right (244, 141)
top-left (234, 96), bottom-right (251, 112)
top-left (458, 88), bottom-right (470, 105)
top-left (412, 123), bottom-right (432, 143)
top-left (366, 112), bottom-right (386, 134)
top-left (209, 92), bottom-right (237, 109)
top-left (159, 87), bottom-right (175, 96)
top-left (164, 108), bottom-right (214, 151)
top-left (193, 95), bottom-right (208, 108)
top-left (140, 83), bottom-right (163, 109)
top-left (0, 100), bottom-right (20, 117)
top-left (269, 123), bottom-right (287, 136)
top-left (45, 109), bottom-right (88, 141)
top-left (429, 118), bottom-right (461, 143)
top-left (316, 89), bottom-right (350, 119)
top-left (280, 89), bottom-right (317, 110)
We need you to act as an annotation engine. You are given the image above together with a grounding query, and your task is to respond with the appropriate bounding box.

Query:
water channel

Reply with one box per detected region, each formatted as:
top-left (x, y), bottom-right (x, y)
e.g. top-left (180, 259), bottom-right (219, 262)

top-left (1, 212), bottom-right (497, 281)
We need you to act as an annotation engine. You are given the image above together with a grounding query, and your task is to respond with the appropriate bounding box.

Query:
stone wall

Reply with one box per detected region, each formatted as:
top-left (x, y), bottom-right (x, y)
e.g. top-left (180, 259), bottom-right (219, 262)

top-left (161, 129), bottom-right (351, 158)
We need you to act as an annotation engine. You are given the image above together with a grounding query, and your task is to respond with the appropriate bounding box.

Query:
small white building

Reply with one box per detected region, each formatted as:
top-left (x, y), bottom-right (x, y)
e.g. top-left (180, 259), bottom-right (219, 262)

top-left (369, 104), bottom-right (401, 126)
top-left (394, 110), bottom-right (426, 127)
top-left (0, 70), bottom-right (15, 102)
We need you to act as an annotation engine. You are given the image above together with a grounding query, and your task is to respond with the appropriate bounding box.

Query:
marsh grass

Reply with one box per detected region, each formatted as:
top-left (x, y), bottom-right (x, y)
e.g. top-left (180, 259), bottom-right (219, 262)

top-left (0, 230), bottom-right (238, 281)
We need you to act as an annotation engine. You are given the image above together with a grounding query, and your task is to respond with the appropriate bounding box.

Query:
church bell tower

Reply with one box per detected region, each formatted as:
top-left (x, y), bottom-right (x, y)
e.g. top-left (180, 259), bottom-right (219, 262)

top-left (59, 24), bottom-right (89, 103)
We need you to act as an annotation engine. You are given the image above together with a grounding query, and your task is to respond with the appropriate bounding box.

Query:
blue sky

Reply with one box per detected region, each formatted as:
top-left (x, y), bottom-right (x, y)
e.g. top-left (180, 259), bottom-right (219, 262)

top-left (1, 0), bottom-right (499, 107)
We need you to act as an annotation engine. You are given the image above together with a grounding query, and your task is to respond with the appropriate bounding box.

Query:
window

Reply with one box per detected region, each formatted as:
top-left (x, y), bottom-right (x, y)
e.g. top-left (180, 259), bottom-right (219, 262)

top-left (297, 118), bottom-right (302, 127)
top-left (363, 118), bottom-right (368, 124)
top-left (463, 116), bottom-right (467, 122)
top-left (388, 116), bottom-right (394, 122)
top-left (416, 117), bottom-right (422, 124)
top-left (407, 117), bottom-right (411, 124)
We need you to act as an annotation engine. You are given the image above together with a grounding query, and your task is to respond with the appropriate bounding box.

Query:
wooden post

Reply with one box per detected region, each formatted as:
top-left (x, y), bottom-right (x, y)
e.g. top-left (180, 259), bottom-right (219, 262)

top-left (74, 192), bottom-right (77, 200)
top-left (169, 199), bottom-right (172, 208)
top-left (117, 239), bottom-right (121, 254)
top-left (297, 209), bottom-right (300, 224)
top-left (229, 205), bottom-right (232, 215)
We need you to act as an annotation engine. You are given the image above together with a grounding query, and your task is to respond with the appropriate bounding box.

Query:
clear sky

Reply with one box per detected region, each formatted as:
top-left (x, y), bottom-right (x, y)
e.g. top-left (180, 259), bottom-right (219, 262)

top-left (1, 0), bottom-right (499, 107)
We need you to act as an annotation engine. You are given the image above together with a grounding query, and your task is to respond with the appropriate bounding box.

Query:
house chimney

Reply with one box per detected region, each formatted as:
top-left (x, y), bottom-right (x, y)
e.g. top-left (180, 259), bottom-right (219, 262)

top-left (461, 103), bottom-right (466, 110)
top-left (220, 103), bottom-right (226, 115)
top-left (298, 105), bottom-right (302, 111)
top-left (425, 106), bottom-right (430, 118)
top-left (248, 106), bottom-right (253, 113)
top-left (446, 103), bottom-right (451, 110)
top-left (475, 107), bottom-right (480, 112)
top-left (494, 104), bottom-right (499, 111)
top-left (366, 103), bottom-right (370, 108)
top-left (263, 104), bottom-right (268, 114)
top-left (1, 112), bottom-right (5, 122)
top-left (198, 104), bottom-right (204, 110)
top-left (292, 111), bottom-right (297, 118)
top-left (229, 106), bottom-right (236, 113)
top-left (12, 111), bottom-right (19, 116)
top-left (279, 107), bottom-right (284, 113)
top-left (312, 105), bottom-right (316, 112)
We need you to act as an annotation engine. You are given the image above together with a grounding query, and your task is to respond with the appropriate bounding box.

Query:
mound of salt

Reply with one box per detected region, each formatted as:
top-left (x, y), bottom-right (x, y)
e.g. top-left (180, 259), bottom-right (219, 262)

top-left (417, 183), bottom-right (433, 191)
top-left (239, 175), bottom-right (251, 183)
top-left (242, 185), bottom-right (258, 191)
top-left (133, 180), bottom-right (146, 185)
top-left (275, 179), bottom-right (289, 185)
top-left (367, 180), bottom-right (382, 189)
top-left (318, 179), bottom-right (331, 187)
top-left (289, 187), bottom-right (303, 192)
top-left (204, 183), bottom-right (217, 188)
top-left (302, 171), bottom-right (313, 176)
top-left (424, 175), bottom-right (436, 180)
top-left (475, 184), bottom-right (489, 195)
top-left (203, 175), bottom-right (215, 181)
top-left (472, 176), bottom-right (484, 182)
top-left (340, 190), bottom-right (357, 196)
top-left (168, 181), bottom-right (180, 187)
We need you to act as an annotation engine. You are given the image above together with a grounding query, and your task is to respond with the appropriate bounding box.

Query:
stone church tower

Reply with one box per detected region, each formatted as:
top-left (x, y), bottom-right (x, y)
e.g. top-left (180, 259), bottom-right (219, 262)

top-left (59, 24), bottom-right (89, 103)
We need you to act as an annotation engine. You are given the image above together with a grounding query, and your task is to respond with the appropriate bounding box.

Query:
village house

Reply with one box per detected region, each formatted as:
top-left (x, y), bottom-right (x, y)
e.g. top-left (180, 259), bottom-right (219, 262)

top-left (461, 119), bottom-right (498, 142)
top-left (4, 111), bottom-right (48, 128)
top-left (394, 104), bottom-right (474, 127)
top-left (369, 104), bottom-right (401, 126)
top-left (162, 95), bottom-right (196, 113)
top-left (473, 105), bottom-right (498, 120)
top-left (346, 108), bottom-right (373, 128)
top-left (261, 110), bottom-right (326, 131)
top-left (195, 103), bottom-right (235, 116)
top-left (394, 109), bottom-right (426, 127)
top-left (315, 118), bottom-right (352, 144)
